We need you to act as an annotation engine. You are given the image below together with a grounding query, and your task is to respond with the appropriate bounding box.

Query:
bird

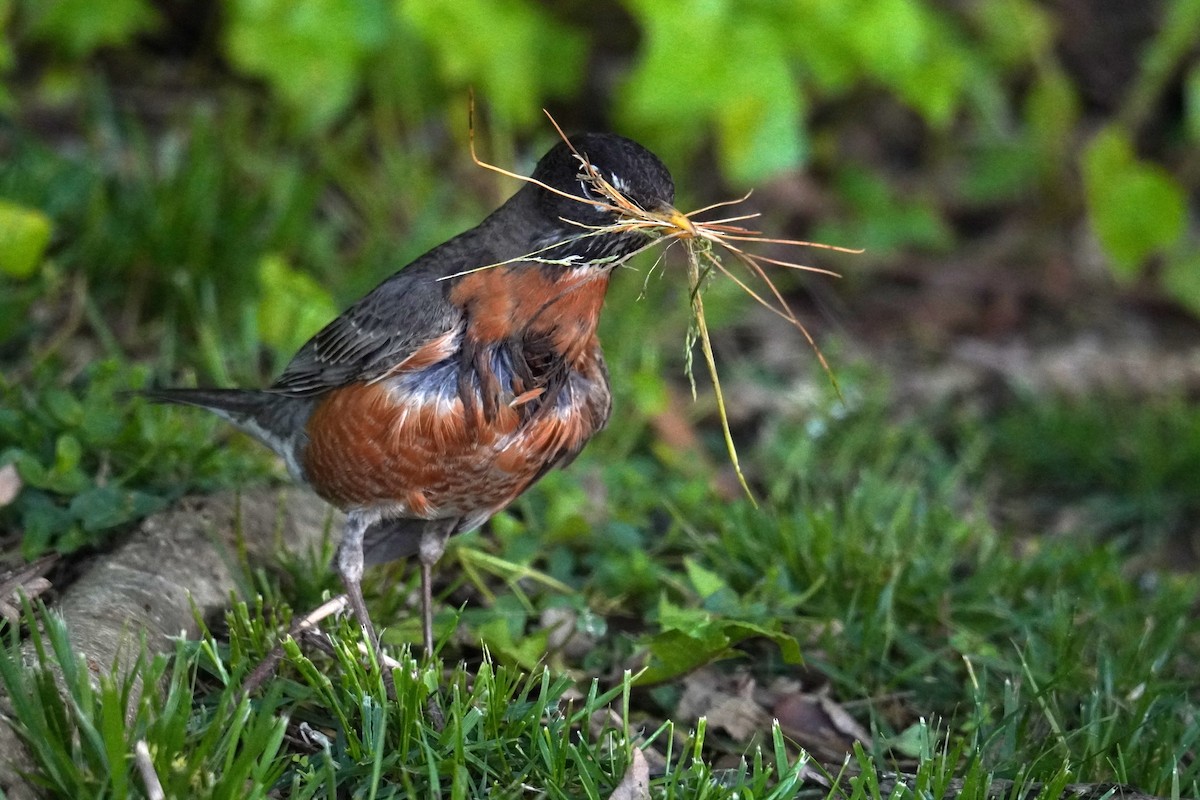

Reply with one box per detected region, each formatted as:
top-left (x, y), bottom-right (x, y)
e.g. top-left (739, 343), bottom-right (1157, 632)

top-left (146, 133), bottom-right (679, 661)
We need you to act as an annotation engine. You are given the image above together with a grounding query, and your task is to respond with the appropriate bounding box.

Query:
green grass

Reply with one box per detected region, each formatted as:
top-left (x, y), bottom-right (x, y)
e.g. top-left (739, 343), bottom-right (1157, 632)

top-left (5, 380), bottom-right (1198, 797)
top-left (2, 90), bottom-right (1199, 798)
top-left (0, 101), bottom-right (489, 384)
top-left (0, 359), bottom-right (273, 555)
top-left (2, 601), bottom-right (818, 798)
top-left (983, 393), bottom-right (1200, 545)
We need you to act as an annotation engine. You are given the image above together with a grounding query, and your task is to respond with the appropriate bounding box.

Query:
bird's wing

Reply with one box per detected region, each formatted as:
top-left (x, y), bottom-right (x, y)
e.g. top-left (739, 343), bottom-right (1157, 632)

top-left (269, 261), bottom-right (463, 397)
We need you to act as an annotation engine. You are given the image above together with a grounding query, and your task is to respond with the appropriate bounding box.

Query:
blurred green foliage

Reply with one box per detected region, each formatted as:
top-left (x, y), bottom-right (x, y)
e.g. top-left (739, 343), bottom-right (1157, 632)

top-left (0, 0), bottom-right (13, 110)
top-left (1, 0), bottom-right (1200, 560)
top-left (0, 360), bottom-right (272, 554)
top-left (4, 0), bottom-right (1196, 313)
top-left (617, 0), bottom-right (808, 184)
top-left (22, 0), bottom-right (156, 58)
top-left (224, 0), bottom-right (390, 131)
top-left (0, 114), bottom-right (342, 383)
top-left (0, 198), bottom-right (50, 278)
top-left (1083, 126), bottom-right (1187, 276)
top-left (1082, 121), bottom-right (1200, 311)
top-left (402, 0), bottom-right (587, 129)
top-left (255, 253), bottom-right (339, 357)
top-left (984, 393), bottom-right (1200, 542)
top-left (813, 165), bottom-right (954, 256)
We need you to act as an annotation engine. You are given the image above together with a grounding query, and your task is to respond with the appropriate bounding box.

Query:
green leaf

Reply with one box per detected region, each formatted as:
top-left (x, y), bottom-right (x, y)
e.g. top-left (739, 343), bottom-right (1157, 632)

top-left (47, 435), bottom-right (89, 494)
top-left (0, 199), bottom-right (52, 279)
top-left (45, 389), bottom-right (83, 427)
top-left (223, 0), bottom-right (390, 130)
top-left (619, 0), bottom-right (806, 184)
top-left (18, 490), bottom-right (75, 554)
top-left (970, 0), bottom-right (1055, 67)
top-left (256, 253), bottom-right (338, 356)
top-left (786, 0), bottom-right (993, 130)
top-left (1083, 126), bottom-right (1131, 177)
top-left (68, 486), bottom-right (166, 532)
top-left (53, 434), bottom-right (82, 474)
top-left (1162, 250), bottom-right (1200, 316)
top-left (714, 27), bottom-right (806, 183)
top-left (1082, 127), bottom-right (1187, 277)
top-left (657, 595), bottom-right (713, 637)
top-left (842, 0), bottom-right (975, 128)
top-left (888, 722), bottom-right (931, 759)
top-left (1025, 68), bottom-right (1079, 167)
top-left (640, 596), bottom-right (801, 683)
top-left (474, 611), bottom-right (550, 670)
top-left (25, 0), bottom-right (158, 58)
top-left (8, 450), bottom-right (49, 488)
top-left (683, 558), bottom-right (728, 600)
top-left (401, 0), bottom-right (586, 127)
top-left (638, 629), bottom-right (727, 683)
top-left (1186, 64), bottom-right (1200, 143)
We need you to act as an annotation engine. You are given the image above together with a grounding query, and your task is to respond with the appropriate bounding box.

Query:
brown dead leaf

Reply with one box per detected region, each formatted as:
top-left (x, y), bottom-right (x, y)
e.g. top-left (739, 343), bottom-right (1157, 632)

top-left (773, 687), bottom-right (871, 762)
top-left (538, 605), bottom-right (599, 659)
top-left (589, 708), bottom-right (668, 776)
top-left (0, 463), bottom-right (21, 507)
top-left (590, 708), bottom-right (624, 741)
top-left (676, 668), bottom-right (771, 741)
top-left (606, 747), bottom-right (649, 800)
top-left (0, 555), bottom-right (57, 624)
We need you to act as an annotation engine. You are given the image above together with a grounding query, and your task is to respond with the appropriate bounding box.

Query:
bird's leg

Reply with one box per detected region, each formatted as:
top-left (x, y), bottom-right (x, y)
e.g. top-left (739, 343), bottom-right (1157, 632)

top-left (337, 511), bottom-right (381, 662)
top-left (240, 515), bottom-right (383, 696)
top-left (417, 527), bottom-right (450, 659)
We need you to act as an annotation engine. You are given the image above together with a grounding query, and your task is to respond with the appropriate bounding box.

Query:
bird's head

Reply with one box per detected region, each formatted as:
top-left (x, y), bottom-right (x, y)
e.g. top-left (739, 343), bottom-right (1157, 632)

top-left (526, 133), bottom-right (678, 263)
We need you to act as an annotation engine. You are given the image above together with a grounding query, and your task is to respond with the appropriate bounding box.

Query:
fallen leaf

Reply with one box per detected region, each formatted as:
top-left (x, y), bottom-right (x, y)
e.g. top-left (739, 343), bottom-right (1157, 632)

top-left (773, 688), bottom-right (871, 762)
top-left (590, 708), bottom-right (668, 777)
top-left (0, 463), bottom-right (21, 507)
top-left (676, 668), bottom-right (771, 741)
top-left (607, 747), bottom-right (649, 800)
top-left (0, 555), bottom-right (57, 623)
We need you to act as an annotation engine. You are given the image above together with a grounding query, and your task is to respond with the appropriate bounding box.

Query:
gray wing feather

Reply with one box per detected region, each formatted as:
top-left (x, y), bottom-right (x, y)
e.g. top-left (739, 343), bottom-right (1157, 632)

top-left (267, 190), bottom-right (530, 398)
top-left (270, 247), bottom-right (469, 397)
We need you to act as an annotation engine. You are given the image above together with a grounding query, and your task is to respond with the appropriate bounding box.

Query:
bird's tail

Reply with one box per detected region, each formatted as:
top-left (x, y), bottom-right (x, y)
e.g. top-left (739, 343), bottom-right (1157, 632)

top-left (143, 387), bottom-right (271, 418)
top-left (143, 388), bottom-right (313, 465)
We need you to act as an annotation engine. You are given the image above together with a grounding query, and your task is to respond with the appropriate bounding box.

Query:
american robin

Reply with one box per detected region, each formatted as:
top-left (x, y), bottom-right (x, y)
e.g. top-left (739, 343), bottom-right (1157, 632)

top-left (147, 133), bottom-right (678, 659)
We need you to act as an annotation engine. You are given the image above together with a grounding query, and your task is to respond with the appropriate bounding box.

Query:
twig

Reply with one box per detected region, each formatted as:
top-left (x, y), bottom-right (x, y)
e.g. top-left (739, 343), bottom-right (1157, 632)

top-left (241, 594), bottom-right (350, 696)
top-left (133, 740), bottom-right (164, 800)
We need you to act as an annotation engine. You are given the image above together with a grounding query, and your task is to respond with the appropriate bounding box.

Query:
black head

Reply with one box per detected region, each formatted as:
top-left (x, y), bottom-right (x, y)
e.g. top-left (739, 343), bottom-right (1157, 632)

top-left (526, 133), bottom-right (676, 261)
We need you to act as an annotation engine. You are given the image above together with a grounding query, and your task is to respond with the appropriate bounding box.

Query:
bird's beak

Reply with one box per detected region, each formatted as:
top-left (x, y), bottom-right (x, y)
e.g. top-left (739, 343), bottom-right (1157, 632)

top-left (648, 205), bottom-right (697, 239)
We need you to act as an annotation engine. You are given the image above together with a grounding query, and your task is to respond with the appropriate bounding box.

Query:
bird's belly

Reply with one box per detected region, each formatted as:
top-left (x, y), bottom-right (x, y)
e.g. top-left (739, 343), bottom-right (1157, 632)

top-left (300, 361), bottom-right (608, 518)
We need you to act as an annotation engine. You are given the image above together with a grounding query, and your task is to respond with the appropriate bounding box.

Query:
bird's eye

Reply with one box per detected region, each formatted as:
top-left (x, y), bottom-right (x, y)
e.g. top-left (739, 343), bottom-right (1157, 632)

top-left (576, 175), bottom-right (609, 212)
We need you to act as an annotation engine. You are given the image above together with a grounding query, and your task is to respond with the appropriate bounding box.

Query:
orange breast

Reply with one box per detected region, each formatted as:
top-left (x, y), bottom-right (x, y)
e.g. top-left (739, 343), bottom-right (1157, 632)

top-left (300, 351), bottom-right (610, 518)
top-left (449, 265), bottom-right (610, 365)
top-left (302, 264), bottom-right (614, 520)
